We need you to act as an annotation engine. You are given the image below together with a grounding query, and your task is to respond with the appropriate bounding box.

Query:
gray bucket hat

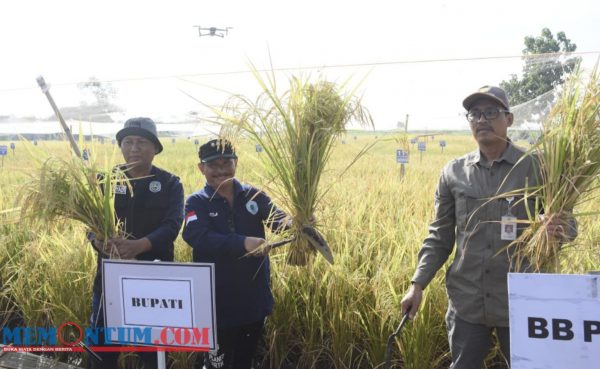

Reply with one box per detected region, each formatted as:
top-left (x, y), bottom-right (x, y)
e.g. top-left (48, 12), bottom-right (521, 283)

top-left (116, 117), bottom-right (163, 154)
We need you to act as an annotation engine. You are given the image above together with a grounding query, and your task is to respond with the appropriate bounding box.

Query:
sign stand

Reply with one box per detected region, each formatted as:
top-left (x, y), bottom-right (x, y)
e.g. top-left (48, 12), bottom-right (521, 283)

top-left (157, 351), bottom-right (166, 369)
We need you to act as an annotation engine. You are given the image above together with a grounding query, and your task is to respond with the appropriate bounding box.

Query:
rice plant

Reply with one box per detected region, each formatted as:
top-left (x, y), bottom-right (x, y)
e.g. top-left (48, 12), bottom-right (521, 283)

top-left (215, 67), bottom-right (373, 265)
top-left (506, 64), bottom-right (600, 272)
top-left (16, 156), bottom-right (130, 257)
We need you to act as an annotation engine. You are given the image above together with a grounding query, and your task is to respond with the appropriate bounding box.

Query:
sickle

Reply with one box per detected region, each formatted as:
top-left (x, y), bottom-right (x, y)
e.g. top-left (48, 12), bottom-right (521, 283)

top-left (266, 226), bottom-right (334, 265)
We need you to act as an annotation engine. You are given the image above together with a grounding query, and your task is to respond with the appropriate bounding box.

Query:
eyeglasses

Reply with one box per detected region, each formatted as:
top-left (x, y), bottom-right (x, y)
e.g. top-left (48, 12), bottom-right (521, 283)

top-left (466, 108), bottom-right (510, 122)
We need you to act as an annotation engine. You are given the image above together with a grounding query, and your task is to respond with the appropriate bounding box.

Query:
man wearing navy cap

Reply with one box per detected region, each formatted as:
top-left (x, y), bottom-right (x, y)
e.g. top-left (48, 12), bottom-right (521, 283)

top-left (400, 87), bottom-right (576, 368)
top-left (90, 117), bottom-right (184, 369)
top-left (183, 138), bottom-right (288, 369)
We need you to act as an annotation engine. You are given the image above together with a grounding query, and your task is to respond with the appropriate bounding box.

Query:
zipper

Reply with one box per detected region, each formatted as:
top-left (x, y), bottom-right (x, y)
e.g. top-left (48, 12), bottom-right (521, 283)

top-left (227, 198), bottom-right (235, 232)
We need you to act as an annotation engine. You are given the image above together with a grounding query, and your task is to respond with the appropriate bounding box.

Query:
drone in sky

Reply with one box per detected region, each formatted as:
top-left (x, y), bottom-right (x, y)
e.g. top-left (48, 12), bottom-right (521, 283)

top-left (193, 26), bottom-right (232, 38)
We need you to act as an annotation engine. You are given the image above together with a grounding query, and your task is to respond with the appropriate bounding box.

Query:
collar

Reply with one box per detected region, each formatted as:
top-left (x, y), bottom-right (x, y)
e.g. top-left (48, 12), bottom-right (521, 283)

top-left (204, 178), bottom-right (244, 199)
top-left (466, 139), bottom-right (520, 166)
top-left (120, 165), bottom-right (157, 180)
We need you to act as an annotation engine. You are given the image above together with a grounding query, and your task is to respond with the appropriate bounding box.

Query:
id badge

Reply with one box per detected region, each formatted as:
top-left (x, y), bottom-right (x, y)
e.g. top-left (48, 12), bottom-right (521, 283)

top-left (501, 215), bottom-right (517, 241)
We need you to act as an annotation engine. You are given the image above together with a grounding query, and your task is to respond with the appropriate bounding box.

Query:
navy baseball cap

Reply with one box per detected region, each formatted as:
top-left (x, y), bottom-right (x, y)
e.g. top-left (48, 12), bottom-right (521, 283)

top-left (116, 117), bottom-right (163, 154)
top-left (199, 139), bottom-right (237, 163)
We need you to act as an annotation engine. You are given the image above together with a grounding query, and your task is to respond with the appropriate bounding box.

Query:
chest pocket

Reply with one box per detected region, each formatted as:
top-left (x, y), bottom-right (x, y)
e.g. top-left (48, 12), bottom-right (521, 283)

top-left (456, 190), bottom-right (486, 231)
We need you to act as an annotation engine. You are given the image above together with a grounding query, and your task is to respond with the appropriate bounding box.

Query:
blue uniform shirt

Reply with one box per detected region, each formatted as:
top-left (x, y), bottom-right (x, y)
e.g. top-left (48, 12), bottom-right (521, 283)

top-left (93, 165), bottom-right (184, 295)
top-left (182, 179), bottom-right (287, 329)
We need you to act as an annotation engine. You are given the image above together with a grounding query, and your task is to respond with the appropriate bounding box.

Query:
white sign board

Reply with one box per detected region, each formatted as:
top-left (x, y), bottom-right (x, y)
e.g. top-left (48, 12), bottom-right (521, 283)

top-left (396, 149), bottom-right (409, 164)
top-left (102, 260), bottom-right (217, 350)
top-left (508, 273), bottom-right (600, 369)
top-left (0, 146), bottom-right (6, 156)
top-left (417, 142), bottom-right (426, 151)
top-left (121, 278), bottom-right (193, 327)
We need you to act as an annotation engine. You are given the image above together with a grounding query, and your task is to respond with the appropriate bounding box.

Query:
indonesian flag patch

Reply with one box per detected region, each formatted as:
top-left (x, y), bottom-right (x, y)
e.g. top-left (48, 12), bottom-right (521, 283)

top-left (185, 211), bottom-right (198, 226)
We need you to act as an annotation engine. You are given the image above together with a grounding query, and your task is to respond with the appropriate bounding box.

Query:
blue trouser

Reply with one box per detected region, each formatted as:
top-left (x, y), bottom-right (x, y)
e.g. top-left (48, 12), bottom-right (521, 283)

top-left (90, 292), bottom-right (162, 369)
top-left (446, 308), bottom-right (510, 369)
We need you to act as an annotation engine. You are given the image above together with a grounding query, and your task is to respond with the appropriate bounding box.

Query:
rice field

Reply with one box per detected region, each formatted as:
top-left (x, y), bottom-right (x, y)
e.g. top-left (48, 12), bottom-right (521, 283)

top-left (1, 133), bottom-right (599, 369)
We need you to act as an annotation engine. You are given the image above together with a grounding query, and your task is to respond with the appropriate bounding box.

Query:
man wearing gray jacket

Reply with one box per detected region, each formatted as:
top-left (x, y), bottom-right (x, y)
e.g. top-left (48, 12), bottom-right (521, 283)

top-left (400, 86), bottom-right (576, 369)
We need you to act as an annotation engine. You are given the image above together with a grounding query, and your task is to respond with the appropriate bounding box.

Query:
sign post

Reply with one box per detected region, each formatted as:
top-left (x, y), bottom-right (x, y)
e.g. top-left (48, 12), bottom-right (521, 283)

top-left (417, 142), bottom-right (426, 162)
top-left (0, 145), bottom-right (6, 168)
top-left (396, 149), bottom-right (409, 178)
top-left (508, 273), bottom-right (600, 369)
top-left (439, 140), bottom-right (446, 152)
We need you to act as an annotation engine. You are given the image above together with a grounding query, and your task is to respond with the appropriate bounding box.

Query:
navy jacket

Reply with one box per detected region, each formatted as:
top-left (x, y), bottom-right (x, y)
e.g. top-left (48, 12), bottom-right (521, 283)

top-left (182, 179), bottom-right (287, 329)
top-left (93, 165), bottom-right (184, 294)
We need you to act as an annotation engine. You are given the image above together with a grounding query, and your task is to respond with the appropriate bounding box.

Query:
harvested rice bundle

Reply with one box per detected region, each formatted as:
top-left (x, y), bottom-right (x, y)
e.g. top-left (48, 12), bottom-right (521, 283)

top-left (218, 70), bottom-right (372, 265)
top-left (17, 157), bottom-right (130, 258)
top-left (508, 64), bottom-right (600, 272)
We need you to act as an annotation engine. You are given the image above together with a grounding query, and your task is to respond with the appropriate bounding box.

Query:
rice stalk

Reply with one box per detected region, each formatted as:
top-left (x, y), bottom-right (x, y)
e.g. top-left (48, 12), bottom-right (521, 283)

top-left (508, 63), bottom-right (600, 272)
top-left (215, 66), bottom-right (373, 265)
top-left (16, 156), bottom-right (130, 257)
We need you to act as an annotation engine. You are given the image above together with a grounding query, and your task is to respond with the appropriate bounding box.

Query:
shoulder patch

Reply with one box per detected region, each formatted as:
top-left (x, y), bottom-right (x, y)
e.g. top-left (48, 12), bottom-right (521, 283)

top-left (185, 211), bottom-right (198, 226)
top-left (246, 200), bottom-right (259, 215)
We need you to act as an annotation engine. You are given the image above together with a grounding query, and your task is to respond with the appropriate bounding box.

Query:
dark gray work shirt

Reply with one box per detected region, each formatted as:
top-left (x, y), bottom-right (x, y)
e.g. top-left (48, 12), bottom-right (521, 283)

top-left (412, 142), bottom-right (539, 327)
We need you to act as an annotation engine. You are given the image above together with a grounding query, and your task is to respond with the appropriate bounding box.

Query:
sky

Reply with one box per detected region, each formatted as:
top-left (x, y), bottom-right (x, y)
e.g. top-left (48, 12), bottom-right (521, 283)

top-left (1, 0), bottom-right (599, 132)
